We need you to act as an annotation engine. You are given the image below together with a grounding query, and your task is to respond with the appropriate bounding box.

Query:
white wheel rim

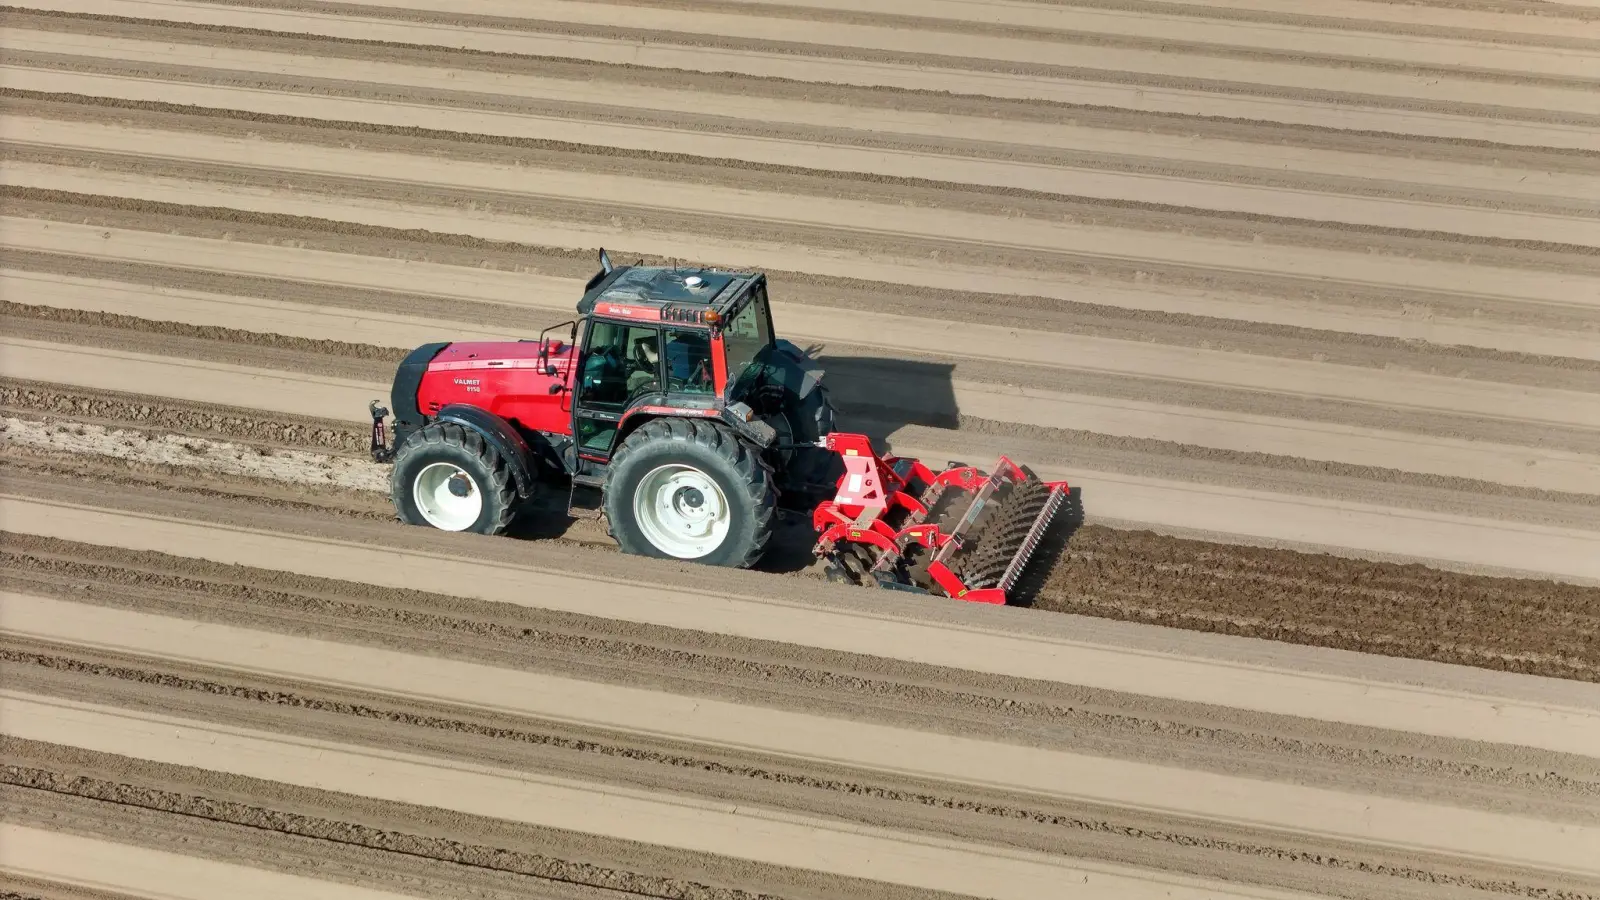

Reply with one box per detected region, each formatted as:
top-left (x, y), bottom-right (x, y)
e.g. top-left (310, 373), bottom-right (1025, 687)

top-left (632, 463), bottom-right (730, 559)
top-left (412, 462), bottom-right (483, 531)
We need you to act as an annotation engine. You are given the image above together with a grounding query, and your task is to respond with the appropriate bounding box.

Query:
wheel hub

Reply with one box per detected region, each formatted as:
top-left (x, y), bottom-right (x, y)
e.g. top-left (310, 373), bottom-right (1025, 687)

top-left (633, 464), bottom-right (730, 559)
top-left (413, 462), bottom-right (483, 531)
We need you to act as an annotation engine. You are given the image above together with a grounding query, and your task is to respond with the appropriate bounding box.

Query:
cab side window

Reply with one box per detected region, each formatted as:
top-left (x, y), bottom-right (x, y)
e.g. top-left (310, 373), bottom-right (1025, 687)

top-left (579, 322), bottom-right (660, 408)
top-left (663, 329), bottom-right (714, 394)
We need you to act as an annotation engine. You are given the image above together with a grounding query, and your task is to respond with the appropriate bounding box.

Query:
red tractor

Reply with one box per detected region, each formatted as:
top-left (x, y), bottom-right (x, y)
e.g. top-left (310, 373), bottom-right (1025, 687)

top-left (369, 250), bottom-right (1068, 603)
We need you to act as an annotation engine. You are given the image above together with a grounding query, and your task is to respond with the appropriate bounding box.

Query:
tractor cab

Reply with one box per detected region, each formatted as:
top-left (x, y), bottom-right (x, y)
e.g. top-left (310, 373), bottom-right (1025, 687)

top-left (564, 250), bottom-right (777, 464)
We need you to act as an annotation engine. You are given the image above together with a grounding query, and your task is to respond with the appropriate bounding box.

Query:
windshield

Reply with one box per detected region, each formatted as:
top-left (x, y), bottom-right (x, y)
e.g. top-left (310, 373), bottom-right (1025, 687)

top-left (721, 285), bottom-right (773, 392)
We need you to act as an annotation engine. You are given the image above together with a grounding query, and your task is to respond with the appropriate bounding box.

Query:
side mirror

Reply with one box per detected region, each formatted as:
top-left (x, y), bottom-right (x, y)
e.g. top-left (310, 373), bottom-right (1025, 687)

top-left (544, 365), bottom-right (558, 376)
top-left (548, 383), bottom-right (565, 394)
top-left (598, 247), bottom-right (613, 274)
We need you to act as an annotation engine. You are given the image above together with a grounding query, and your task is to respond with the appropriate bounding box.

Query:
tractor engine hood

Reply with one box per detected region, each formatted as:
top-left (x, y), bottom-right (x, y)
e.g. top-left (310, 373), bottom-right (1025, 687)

top-left (426, 340), bottom-right (574, 373)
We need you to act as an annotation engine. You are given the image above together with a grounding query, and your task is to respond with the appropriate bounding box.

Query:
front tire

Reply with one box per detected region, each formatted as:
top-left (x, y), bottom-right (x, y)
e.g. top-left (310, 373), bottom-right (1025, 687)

top-left (390, 422), bottom-right (519, 534)
top-left (604, 418), bottom-right (776, 568)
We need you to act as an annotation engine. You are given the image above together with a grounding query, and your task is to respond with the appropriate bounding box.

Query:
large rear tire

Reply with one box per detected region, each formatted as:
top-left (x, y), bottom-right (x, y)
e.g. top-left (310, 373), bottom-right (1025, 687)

top-left (390, 422), bottom-right (519, 535)
top-left (604, 418), bottom-right (776, 568)
top-left (770, 378), bottom-right (844, 509)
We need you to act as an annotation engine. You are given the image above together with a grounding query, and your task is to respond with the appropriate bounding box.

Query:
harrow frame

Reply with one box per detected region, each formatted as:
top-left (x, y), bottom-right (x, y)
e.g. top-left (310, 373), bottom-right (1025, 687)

top-left (810, 433), bottom-right (1070, 605)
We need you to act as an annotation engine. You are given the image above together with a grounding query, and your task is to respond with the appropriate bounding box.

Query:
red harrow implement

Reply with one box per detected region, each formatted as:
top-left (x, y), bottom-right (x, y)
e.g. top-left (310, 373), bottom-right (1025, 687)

top-left (810, 433), bottom-right (1070, 604)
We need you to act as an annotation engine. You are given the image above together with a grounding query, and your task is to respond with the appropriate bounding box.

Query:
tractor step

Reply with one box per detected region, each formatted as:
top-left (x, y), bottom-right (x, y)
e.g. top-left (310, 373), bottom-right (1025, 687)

top-left (568, 473), bottom-right (605, 519)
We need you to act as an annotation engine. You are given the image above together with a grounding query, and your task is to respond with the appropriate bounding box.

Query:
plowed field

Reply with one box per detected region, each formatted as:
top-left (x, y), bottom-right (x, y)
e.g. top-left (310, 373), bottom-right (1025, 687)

top-left (2, 1), bottom-right (1599, 898)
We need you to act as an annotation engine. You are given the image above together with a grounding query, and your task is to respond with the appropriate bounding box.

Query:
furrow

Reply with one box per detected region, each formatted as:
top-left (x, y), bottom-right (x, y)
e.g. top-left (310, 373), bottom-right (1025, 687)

top-left (7, 164), bottom-right (1600, 453)
top-left (728, 0), bottom-right (1600, 45)
top-left (10, 57), bottom-right (1597, 239)
top-left (5, 578), bottom-right (1600, 895)
top-left (7, 491), bottom-right (1600, 731)
top-left (17, 0), bottom-right (1600, 148)
top-left (50, 0), bottom-right (1600, 105)
top-left (9, 154), bottom-right (1593, 327)
top-left (0, 689), bottom-right (1399, 900)
top-left (12, 114), bottom-right (1600, 265)
top-left (14, 10), bottom-right (1600, 169)
top-left (3, 78), bottom-right (1593, 227)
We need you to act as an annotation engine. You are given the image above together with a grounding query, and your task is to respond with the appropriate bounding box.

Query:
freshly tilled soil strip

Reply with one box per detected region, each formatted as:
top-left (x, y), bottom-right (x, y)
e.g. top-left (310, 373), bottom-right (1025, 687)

top-left (1039, 529), bottom-right (1600, 680)
top-left (5, 882), bottom-right (141, 900)
top-left (11, 9), bottom-right (1600, 162)
top-left (0, 416), bottom-right (387, 494)
top-left (0, 804), bottom-right (659, 900)
top-left (7, 535), bottom-right (1599, 799)
top-left (3, 654), bottom-right (1584, 900)
top-left (0, 768), bottom-right (783, 900)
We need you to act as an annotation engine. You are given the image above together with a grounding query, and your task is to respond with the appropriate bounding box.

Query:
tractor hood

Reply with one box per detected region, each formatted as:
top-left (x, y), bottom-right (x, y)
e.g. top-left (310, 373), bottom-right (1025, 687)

top-left (427, 340), bottom-right (573, 368)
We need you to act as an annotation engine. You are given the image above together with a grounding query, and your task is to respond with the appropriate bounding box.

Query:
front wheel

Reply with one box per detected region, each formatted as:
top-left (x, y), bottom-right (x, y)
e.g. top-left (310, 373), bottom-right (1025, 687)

top-left (603, 418), bottom-right (776, 568)
top-left (390, 422), bottom-right (519, 534)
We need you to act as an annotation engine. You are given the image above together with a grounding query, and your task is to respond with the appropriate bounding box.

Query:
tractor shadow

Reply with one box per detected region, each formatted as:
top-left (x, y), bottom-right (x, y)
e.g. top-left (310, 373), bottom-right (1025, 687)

top-left (812, 352), bottom-right (963, 435)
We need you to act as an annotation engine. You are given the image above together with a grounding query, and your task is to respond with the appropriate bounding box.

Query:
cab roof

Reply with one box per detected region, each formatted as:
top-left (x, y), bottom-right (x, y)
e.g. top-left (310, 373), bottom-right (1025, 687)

top-left (576, 265), bottom-right (758, 317)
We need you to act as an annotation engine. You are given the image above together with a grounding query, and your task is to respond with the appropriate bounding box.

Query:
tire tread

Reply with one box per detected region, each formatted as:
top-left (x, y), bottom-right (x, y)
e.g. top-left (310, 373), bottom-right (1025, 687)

top-left (390, 421), bottom-right (518, 535)
top-left (606, 417), bottom-right (776, 567)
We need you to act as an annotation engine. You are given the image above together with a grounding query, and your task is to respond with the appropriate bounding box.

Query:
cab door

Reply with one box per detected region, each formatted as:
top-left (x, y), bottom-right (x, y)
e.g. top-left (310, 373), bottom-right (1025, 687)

top-left (571, 319), bottom-right (663, 461)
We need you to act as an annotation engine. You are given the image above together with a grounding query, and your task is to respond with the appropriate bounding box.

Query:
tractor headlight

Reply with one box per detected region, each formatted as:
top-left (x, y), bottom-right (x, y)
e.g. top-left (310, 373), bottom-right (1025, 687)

top-left (726, 401), bottom-right (754, 422)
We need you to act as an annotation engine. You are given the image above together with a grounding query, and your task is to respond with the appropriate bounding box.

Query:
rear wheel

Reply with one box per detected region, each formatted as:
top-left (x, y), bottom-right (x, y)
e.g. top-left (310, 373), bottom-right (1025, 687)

top-left (770, 380), bottom-right (844, 509)
top-left (604, 418), bottom-right (776, 567)
top-left (390, 422), bottom-right (519, 534)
